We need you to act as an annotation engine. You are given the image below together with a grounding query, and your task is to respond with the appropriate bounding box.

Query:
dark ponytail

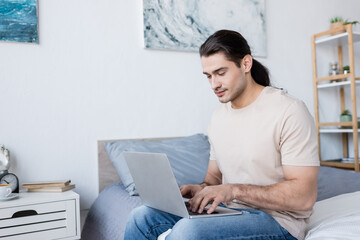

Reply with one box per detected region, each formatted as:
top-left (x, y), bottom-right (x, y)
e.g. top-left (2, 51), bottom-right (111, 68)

top-left (200, 30), bottom-right (270, 87)
top-left (251, 59), bottom-right (270, 86)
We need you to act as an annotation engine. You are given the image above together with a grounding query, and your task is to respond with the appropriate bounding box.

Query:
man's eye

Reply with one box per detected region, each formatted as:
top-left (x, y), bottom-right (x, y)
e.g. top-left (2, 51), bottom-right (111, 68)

top-left (218, 72), bottom-right (225, 76)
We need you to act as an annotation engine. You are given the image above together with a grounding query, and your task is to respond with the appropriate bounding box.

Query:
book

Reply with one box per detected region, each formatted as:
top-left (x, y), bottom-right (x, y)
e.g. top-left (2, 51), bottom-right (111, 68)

top-left (26, 184), bottom-right (75, 192)
top-left (22, 180), bottom-right (71, 189)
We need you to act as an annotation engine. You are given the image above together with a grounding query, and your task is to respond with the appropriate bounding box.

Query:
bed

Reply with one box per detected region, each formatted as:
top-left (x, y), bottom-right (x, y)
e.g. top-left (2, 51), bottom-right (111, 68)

top-left (81, 134), bottom-right (360, 240)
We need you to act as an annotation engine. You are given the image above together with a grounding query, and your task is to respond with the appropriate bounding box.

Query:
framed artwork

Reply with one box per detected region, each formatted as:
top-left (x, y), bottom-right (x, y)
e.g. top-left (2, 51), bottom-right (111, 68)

top-left (0, 0), bottom-right (38, 43)
top-left (143, 0), bottom-right (266, 57)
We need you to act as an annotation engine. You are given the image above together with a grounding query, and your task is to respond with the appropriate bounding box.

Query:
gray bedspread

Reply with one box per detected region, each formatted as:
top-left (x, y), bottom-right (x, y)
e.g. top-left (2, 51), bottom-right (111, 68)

top-left (81, 182), bottom-right (142, 240)
top-left (81, 166), bottom-right (360, 240)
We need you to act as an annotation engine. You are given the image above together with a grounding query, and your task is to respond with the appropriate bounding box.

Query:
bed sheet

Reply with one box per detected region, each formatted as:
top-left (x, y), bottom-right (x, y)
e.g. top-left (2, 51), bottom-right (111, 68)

top-left (305, 191), bottom-right (360, 240)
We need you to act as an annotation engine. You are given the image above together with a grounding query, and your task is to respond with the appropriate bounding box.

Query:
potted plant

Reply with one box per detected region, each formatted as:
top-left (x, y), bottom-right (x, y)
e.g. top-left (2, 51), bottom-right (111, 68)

top-left (330, 17), bottom-right (359, 35)
top-left (343, 65), bottom-right (350, 74)
top-left (330, 16), bottom-right (345, 34)
top-left (340, 109), bottom-right (352, 122)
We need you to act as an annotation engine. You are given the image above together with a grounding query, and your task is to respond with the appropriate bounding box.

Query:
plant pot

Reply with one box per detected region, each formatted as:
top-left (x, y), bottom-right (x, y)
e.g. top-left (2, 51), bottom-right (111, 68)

top-left (330, 22), bottom-right (346, 35)
top-left (340, 114), bottom-right (352, 122)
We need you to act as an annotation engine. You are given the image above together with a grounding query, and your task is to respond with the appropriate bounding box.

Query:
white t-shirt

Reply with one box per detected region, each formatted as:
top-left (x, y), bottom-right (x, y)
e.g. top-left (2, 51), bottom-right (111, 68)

top-left (208, 86), bottom-right (319, 240)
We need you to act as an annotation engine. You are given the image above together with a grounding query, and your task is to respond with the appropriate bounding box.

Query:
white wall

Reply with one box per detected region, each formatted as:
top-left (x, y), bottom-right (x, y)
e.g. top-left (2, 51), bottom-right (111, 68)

top-left (0, 0), bottom-right (360, 209)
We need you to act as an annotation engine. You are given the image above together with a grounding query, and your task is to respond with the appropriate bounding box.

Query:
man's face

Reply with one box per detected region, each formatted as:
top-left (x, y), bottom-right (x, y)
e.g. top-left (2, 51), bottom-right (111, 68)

top-left (201, 52), bottom-right (246, 104)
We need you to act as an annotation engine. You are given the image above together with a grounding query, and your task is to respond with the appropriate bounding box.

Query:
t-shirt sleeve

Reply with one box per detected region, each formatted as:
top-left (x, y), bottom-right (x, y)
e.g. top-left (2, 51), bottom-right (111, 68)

top-left (279, 100), bottom-right (320, 166)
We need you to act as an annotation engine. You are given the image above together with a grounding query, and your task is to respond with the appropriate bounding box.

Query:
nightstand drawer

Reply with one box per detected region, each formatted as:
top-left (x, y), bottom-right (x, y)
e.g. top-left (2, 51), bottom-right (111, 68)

top-left (0, 200), bottom-right (76, 239)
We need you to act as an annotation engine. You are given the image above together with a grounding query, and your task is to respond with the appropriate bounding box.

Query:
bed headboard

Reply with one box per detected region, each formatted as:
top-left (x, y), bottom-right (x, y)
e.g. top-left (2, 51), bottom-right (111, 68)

top-left (98, 137), bottom-right (180, 193)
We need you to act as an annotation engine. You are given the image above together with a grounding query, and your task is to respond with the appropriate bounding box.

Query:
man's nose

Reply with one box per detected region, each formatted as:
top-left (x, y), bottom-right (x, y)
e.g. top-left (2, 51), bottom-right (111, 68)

top-left (210, 77), bottom-right (221, 90)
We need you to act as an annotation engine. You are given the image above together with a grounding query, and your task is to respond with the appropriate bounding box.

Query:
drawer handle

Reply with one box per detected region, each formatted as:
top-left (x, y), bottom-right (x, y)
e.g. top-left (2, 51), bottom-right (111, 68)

top-left (12, 210), bottom-right (38, 218)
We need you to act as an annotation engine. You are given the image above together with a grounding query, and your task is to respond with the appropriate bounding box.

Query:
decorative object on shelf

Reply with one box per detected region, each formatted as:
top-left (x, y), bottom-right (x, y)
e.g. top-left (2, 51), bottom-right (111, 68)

top-left (343, 65), bottom-right (350, 74)
top-left (340, 109), bottom-right (352, 122)
top-left (0, 145), bottom-right (20, 193)
top-left (330, 16), bottom-right (345, 35)
top-left (0, 0), bottom-right (39, 43)
top-left (329, 16), bottom-right (359, 35)
top-left (329, 62), bottom-right (339, 75)
top-left (328, 62), bottom-right (342, 83)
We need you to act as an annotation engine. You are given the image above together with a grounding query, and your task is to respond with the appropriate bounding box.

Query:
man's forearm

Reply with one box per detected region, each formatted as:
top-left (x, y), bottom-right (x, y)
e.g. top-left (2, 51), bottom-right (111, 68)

top-left (202, 172), bottom-right (222, 187)
top-left (230, 180), bottom-right (317, 211)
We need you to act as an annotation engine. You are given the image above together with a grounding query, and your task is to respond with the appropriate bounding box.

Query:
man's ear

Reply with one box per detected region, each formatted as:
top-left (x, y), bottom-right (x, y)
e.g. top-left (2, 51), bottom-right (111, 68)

top-left (242, 54), bottom-right (253, 73)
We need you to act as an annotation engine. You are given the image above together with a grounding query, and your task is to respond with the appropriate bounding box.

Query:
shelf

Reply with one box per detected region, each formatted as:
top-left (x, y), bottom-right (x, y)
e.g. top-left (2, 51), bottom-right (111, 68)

top-left (316, 74), bottom-right (351, 83)
top-left (320, 160), bottom-right (359, 169)
top-left (315, 31), bottom-right (360, 46)
top-left (320, 128), bottom-right (360, 133)
top-left (313, 26), bottom-right (360, 172)
top-left (319, 122), bottom-right (353, 127)
top-left (317, 79), bottom-right (360, 88)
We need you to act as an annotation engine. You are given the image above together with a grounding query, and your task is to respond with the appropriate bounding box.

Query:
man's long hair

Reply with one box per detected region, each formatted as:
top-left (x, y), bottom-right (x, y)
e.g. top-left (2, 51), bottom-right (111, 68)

top-left (199, 30), bottom-right (270, 87)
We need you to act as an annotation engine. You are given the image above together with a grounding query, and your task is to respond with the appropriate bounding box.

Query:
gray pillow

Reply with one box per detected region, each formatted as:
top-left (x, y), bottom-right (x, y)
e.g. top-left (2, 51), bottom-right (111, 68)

top-left (105, 134), bottom-right (210, 196)
top-left (317, 166), bottom-right (360, 201)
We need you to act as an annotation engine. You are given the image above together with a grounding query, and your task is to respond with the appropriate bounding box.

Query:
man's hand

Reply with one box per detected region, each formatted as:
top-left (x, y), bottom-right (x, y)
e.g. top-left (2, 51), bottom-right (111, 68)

top-left (188, 184), bottom-right (234, 214)
top-left (180, 184), bottom-right (205, 199)
top-left (180, 160), bottom-right (224, 214)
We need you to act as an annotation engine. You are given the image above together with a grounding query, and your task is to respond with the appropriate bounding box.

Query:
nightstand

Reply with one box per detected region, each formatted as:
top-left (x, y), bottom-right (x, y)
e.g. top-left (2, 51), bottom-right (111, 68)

top-left (0, 191), bottom-right (80, 240)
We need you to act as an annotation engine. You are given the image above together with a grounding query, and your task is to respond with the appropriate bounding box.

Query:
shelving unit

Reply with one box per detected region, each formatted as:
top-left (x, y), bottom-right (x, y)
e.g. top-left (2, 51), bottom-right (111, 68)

top-left (312, 24), bottom-right (360, 172)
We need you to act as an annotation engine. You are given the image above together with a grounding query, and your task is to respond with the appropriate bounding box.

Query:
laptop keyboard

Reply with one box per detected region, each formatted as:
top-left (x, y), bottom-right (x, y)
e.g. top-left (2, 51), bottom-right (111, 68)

top-left (185, 202), bottom-right (219, 215)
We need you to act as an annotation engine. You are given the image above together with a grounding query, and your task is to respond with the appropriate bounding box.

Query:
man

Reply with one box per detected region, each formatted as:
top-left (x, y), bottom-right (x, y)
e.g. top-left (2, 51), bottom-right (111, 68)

top-left (124, 30), bottom-right (319, 240)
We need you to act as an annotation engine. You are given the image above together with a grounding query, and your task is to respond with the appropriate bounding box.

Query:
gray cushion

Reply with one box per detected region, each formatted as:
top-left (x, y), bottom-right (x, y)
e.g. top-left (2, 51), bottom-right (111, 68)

top-left (317, 166), bottom-right (360, 201)
top-left (105, 134), bottom-right (210, 196)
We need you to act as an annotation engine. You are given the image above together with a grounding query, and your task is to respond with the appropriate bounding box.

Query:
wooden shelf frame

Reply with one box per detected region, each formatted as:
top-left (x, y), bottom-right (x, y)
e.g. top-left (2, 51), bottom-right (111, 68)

top-left (320, 160), bottom-right (360, 170)
top-left (319, 122), bottom-right (353, 127)
top-left (312, 24), bottom-right (359, 172)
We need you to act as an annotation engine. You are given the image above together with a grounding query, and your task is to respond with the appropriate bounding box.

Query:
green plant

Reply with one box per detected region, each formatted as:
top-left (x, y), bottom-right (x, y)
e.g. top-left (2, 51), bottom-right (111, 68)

top-left (341, 109), bottom-right (351, 116)
top-left (343, 65), bottom-right (350, 71)
top-left (340, 109), bottom-right (352, 123)
top-left (330, 16), bottom-right (358, 25)
top-left (330, 16), bottom-right (344, 23)
top-left (344, 20), bottom-right (359, 25)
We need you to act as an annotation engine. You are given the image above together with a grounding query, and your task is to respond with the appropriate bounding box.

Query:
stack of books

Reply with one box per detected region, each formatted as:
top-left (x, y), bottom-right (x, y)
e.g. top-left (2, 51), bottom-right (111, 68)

top-left (22, 180), bottom-right (75, 192)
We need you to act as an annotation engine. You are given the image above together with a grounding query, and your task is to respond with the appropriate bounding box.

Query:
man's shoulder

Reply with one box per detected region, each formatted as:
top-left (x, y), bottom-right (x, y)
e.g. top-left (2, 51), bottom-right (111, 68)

top-left (263, 87), bottom-right (306, 112)
top-left (264, 87), bottom-right (301, 104)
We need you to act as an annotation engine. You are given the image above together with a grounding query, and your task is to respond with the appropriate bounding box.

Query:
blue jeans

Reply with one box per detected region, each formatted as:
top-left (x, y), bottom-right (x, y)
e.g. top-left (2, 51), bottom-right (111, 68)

top-left (124, 205), bottom-right (297, 240)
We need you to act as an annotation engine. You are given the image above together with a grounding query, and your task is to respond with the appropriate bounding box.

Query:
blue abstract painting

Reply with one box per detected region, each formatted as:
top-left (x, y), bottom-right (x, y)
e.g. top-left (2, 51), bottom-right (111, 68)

top-left (143, 0), bottom-right (266, 57)
top-left (0, 0), bottom-right (38, 43)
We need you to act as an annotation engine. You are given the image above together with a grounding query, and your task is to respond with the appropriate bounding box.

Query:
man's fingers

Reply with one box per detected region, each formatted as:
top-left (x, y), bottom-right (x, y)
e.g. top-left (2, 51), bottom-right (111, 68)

top-left (198, 195), bottom-right (213, 213)
top-left (180, 185), bottom-right (190, 196)
top-left (207, 199), bottom-right (220, 214)
top-left (190, 194), bottom-right (205, 212)
top-left (181, 185), bottom-right (197, 198)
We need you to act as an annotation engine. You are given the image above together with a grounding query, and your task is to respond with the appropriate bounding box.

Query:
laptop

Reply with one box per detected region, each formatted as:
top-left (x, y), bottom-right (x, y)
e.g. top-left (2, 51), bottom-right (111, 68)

top-left (123, 152), bottom-right (243, 218)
